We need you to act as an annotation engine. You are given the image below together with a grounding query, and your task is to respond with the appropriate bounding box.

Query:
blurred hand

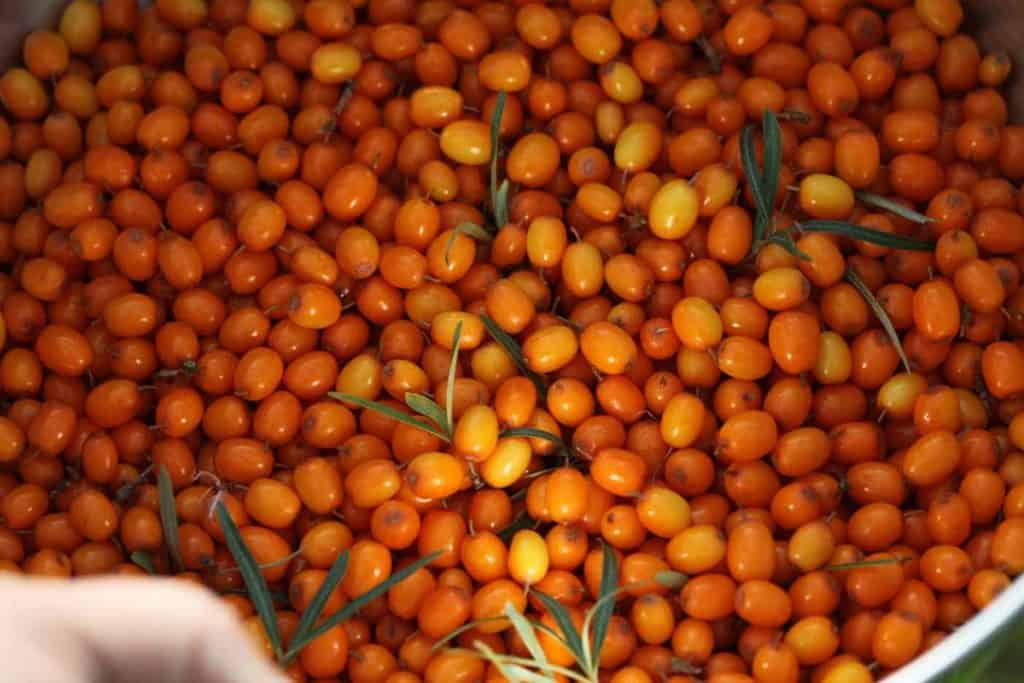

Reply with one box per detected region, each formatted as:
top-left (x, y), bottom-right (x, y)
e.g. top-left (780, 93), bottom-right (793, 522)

top-left (0, 576), bottom-right (287, 683)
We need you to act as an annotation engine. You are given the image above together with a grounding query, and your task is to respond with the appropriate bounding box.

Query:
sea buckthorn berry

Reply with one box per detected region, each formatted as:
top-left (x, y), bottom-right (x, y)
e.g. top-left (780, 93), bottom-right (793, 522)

top-left (799, 174), bottom-right (854, 220)
top-left (648, 180), bottom-right (698, 240)
top-left (913, 279), bottom-right (960, 342)
top-left (671, 298), bottom-right (722, 351)
top-left (724, 5), bottom-right (774, 56)
top-left (480, 437), bottom-right (531, 489)
top-left (753, 268), bottom-right (810, 311)
top-left (915, 0), bottom-right (964, 37)
top-left (580, 321), bottom-right (637, 375)
top-left (660, 393), bottom-right (706, 450)
top-left (440, 120), bottom-right (491, 167)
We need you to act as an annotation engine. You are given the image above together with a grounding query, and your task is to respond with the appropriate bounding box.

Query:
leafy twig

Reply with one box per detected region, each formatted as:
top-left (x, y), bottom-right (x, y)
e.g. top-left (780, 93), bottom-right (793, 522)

top-left (329, 393), bottom-right (450, 442)
top-left (445, 320), bottom-right (463, 432)
top-left (281, 551), bottom-right (442, 660)
top-left (157, 466), bottom-right (183, 572)
top-left (130, 551), bottom-right (154, 574)
top-left (825, 555), bottom-right (908, 571)
top-left (845, 268), bottom-right (913, 373)
top-left (856, 191), bottom-right (934, 225)
top-left (695, 36), bottom-right (721, 74)
top-left (444, 223), bottom-right (493, 266)
top-left (215, 503), bottom-right (284, 661)
top-left (480, 315), bottom-right (548, 398)
top-left (490, 92), bottom-right (510, 227)
top-left (798, 220), bottom-right (934, 251)
top-left (741, 112), bottom-right (935, 258)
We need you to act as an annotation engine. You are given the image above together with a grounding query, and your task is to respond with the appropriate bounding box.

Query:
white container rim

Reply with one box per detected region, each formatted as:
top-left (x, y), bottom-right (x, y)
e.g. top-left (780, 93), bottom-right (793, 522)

top-left (883, 571), bottom-right (1024, 681)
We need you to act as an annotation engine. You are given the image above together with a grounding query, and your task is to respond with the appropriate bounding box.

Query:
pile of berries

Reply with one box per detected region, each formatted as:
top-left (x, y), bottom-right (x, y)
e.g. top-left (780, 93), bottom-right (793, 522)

top-left (2, 0), bottom-right (1024, 681)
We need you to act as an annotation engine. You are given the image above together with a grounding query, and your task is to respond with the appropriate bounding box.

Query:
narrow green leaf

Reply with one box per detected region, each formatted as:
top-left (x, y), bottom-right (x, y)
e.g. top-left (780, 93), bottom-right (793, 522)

top-left (490, 91), bottom-right (508, 227)
top-left (494, 179), bottom-right (510, 229)
top-left (473, 644), bottom-right (559, 683)
top-left (443, 229), bottom-right (458, 268)
top-left (695, 36), bottom-right (721, 74)
top-left (130, 551), bottom-right (154, 574)
top-left (856, 191), bottom-right (934, 225)
top-left (446, 320), bottom-right (464, 436)
top-left (760, 110), bottom-right (782, 225)
top-left (329, 392), bottom-right (450, 442)
top-left (497, 512), bottom-right (534, 542)
top-left (845, 268), bottom-right (913, 373)
top-left (581, 586), bottom-right (632, 676)
top-left (283, 550), bottom-right (350, 665)
top-left (655, 570), bottom-right (689, 589)
top-left (798, 220), bottom-right (934, 252)
top-left (505, 604), bottom-right (555, 678)
top-left (444, 223), bottom-right (493, 267)
top-left (740, 124), bottom-right (768, 247)
top-left (587, 544), bottom-right (619, 674)
top-left (288, 551), bottom-right (443, 653)
top-left (405, 393), bottom-right (448, 435)
top-left (466, 645), bottom-right (593, 683)
top-left (457, 221), bottom-right (493, 242)
top-left (116, 464), bottom-right (152, 503)
top-left (500, 427), bottom-right (565, 449)
top-left (218, 548), bottom-right (302, 575)
top-left (474, 643), bottom-right (522, 683)
top-left (764, 233), bottom-right (811, 261)
top-left (431, 617), bottom-right (509, 651)
top-left (825, 556), bottom-right (908, 572)
top-left (216, 503), bottom-right (283, 660)
top-left (503, 663), bottom-right (562, 683)
top-left (157, 466), bottom-right (183, 572)
top-left (479, 314), bottom-right (547, 398)
top-left (532, 590), bottom-right (587, 670)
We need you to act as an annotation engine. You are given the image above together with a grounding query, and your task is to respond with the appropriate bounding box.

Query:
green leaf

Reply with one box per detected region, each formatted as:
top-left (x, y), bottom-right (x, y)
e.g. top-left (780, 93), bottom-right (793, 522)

top-left (655, 570), bottom-right (689, 589)
top-left (760, 110), bottom-right (782, 228)
top-left (505, 604), bottom-right (555, 679)
top-left (216, 502), bottom-right (283, 661)
top-left (695, 36), bottom-right (721, 74)
top-left (329, 392), bottom-right (450, 442)
top-left (856, 191), bottom-right (934, 225)
top-left (494, 179), bottom-right (510, 229)
top-left (157, 466), bottom-right (183, 572)
top-left (474, 643), bottom-right (523, 683)
top-left (217, 548), bottom-right (301, 575)
top-left (490, 91), bottom-right (508, 227)
top-left (798, 220), bottom-right (934, 252)
top-left (532, 590), bottom-right (586, 671)
top-left (287, 551), bottom-right (443, 654)
top-left (764, 233), bottom-right (811, 261)
top-left (444, 223), bottom-right (493, 267)
top-left (587, 543), bottom-right (619, 675)
top-left (466, 645), bottom-right (594, 683)
top-left (825, 556), bottom-right (908, 571)
top-left (446, 320), bottom-right (463, 436)
top-left (457, 222), bottom-right (494, 242)
top-left (740, 124), bottom-right (769, 248)
top-left (130, 551), bottom-right (154, 574)
top-left (479, 314), bottom-right (547, 398)
top-left (502, 663), bottom-right (561, 683)
top-left (500, 427), bottom-right (565, 449)
top-left (283, 550), bottom-right (350, 665)
top-left (405, 393), bottom-right (449, 436)
top-left (115, 463), bottom-right (153, 504)
top-left (496, 512), bottom-right (534, 542)
top-left (431, 617), bottom-right (509, 651)
top-left (845, 268), bottom-right (913, 374)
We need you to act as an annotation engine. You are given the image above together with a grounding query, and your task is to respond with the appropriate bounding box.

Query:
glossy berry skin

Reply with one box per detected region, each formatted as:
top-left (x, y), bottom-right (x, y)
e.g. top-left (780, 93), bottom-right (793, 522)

top-left (0, 0), bottom-right (1020, 681)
